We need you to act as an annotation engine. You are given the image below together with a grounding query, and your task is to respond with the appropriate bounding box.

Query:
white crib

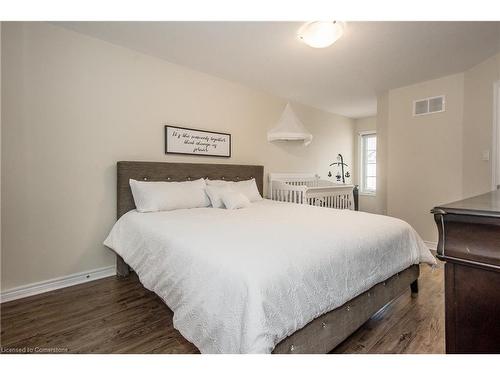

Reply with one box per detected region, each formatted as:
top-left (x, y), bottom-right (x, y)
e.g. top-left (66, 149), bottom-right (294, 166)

top-left (268, 173), bottom-right (356, 210)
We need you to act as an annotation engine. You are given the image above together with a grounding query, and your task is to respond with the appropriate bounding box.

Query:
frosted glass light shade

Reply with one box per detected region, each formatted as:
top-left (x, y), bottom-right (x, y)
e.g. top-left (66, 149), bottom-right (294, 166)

top-left (298, 21), bottom-right (345, 48)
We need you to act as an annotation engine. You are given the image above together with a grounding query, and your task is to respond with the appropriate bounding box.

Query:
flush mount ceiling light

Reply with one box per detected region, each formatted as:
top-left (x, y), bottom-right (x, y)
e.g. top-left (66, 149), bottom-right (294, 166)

top-left (298, 21), bottom-right (345, 48)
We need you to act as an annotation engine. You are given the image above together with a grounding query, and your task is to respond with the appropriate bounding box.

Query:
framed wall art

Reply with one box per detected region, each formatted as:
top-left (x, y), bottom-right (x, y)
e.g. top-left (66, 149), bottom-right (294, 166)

top-left (164, 125), bottom-right (231, 157)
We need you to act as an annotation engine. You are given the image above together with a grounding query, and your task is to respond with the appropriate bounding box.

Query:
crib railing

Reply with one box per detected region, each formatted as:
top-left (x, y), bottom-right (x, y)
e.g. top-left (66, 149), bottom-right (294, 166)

top-left (304, 186), bottom-right (354, 209)
top-left (268, 173), bottom-right (356, 210)
top-left (270, 180), bottom-right (308, 204)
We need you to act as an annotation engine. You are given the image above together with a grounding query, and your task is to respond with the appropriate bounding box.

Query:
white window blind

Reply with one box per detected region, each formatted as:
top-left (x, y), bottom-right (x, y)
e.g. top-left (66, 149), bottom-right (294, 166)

top-left (360, 132), bottom-right (377, 194)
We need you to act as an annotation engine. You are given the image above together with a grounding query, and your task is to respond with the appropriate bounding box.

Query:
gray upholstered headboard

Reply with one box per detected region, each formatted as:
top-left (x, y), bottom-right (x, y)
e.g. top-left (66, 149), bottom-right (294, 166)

top-left (117, 161), bottom-right (264, 219)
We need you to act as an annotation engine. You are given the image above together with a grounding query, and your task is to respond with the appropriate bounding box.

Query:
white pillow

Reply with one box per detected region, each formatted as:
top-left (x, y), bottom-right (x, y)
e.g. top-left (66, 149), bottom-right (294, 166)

top-left (205, 179), bottom-right (229, 186)
top-left (205, 185), bottom-right (231, 208)
top-left (129, 178), bottom-right (210, 213)
top-left (220, 190), bottom-right (251, 210)
top-left (206, 178), bottom-right (262, 202)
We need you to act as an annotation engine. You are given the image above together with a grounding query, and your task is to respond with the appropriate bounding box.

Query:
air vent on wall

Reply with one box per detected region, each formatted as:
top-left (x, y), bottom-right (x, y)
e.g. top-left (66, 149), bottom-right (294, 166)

top-left (413, 95), bottom-right (445, 116)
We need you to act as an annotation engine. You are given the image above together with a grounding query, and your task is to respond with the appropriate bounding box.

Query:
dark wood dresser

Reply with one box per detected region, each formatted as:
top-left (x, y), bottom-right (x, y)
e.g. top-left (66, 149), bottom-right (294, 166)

top-left (432, 190), bottom-right (500, 354)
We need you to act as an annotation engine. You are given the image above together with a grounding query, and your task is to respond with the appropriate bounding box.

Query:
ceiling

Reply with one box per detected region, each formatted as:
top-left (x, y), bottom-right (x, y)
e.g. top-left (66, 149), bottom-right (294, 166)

top-left (57, 21), bottom-right (500, 118)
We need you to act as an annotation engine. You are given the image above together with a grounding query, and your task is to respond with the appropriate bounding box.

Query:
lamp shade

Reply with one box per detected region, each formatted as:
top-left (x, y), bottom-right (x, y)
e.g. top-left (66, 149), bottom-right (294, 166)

top-left (298, 21), bottom-right (345, 48)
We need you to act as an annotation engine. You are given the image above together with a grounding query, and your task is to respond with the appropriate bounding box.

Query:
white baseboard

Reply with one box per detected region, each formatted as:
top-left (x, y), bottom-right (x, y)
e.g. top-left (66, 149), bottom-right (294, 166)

top-left (424, 241), bottom-right (437, 251)
top-left (0, 265), bottom-right (116, 303)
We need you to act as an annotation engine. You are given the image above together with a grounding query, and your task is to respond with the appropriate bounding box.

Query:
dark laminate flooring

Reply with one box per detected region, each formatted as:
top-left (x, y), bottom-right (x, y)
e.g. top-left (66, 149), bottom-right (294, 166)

top-left (0, 263), bottom-right (444, 354)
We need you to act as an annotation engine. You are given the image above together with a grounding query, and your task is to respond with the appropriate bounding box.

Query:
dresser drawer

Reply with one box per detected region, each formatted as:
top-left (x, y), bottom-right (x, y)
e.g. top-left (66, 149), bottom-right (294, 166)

top-left (439, 213), bottom-right (500, 267)
top-left (445, 262), bottom-right (500, 353)
top-left (432, 191), bottom-right (500, 354)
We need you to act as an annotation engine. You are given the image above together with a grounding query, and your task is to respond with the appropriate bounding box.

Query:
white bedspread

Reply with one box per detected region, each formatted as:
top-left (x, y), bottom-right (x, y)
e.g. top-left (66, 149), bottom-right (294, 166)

top-left (104, 200), bottom-right (435, 353)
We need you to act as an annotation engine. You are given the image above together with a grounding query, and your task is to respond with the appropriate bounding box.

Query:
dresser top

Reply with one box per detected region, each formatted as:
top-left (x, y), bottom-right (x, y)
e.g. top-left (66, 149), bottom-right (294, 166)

top-left (435, 190), bottom-right (500, 217)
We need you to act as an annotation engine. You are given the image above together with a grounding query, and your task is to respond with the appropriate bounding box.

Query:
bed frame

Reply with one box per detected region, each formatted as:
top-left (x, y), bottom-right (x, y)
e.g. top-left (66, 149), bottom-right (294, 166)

top-left (113, 161), bottom-right (419, 354)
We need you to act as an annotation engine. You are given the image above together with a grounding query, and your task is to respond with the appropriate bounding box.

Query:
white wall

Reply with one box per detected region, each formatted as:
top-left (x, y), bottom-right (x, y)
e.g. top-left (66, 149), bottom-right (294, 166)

top-left (1, 22), bottom-right (354, 291)
top-left (377, 52), bottom-right (500, 244)
top-left (386, 73), bottom-right (465, 243)
top-left (0, 22), bottom-right (2, 282)
top-left (376, 93), bottom-right (389, 216)
top-left (462, 52), bottom-right (500, 196)
top-left (352, 116), bottom-right (385, 214)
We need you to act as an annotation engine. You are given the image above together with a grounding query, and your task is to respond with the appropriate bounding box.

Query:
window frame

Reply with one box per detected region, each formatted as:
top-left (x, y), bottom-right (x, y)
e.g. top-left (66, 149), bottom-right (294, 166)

top-left (359, 131), bottom-right (377, 196)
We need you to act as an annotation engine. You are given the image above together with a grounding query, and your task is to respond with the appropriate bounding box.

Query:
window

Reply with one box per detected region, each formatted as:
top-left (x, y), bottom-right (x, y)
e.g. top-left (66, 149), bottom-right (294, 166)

top-left (360, 132), bottom-right (376, 194)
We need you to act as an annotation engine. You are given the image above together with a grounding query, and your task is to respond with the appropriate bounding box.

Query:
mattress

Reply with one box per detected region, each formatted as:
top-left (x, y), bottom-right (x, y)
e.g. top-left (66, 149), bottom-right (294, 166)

top-left (104, 199), bottom-right (436, 353)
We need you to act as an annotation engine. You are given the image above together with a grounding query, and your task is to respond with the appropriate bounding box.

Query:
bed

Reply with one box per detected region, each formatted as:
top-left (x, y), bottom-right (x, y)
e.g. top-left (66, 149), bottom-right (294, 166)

top-left (104, 161), bottom-right (435, 354)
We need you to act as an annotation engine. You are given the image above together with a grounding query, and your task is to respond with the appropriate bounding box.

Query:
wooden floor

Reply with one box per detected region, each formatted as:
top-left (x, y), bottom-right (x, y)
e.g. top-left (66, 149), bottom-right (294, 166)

top-left (0, 263), bottom-right (444, 354)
